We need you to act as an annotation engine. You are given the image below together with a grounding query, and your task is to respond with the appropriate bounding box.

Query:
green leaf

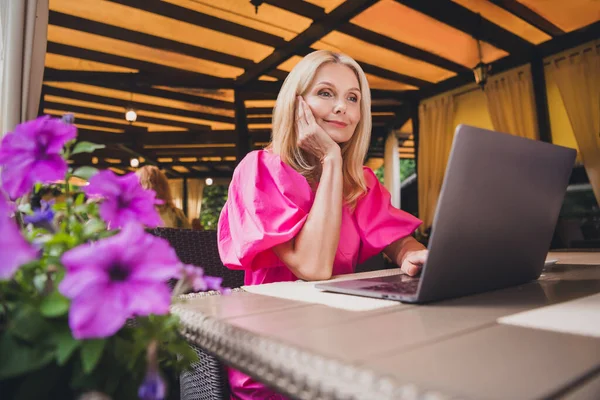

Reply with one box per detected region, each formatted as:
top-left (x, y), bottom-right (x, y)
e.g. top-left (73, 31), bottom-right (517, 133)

top-left (40, 292), bottom-right (70, 318)
top-left (53, 327), bottom-right (80, 365)
top-left (10, 305), bottom-right (49, 342)
top-left (80, 338), bottom-right (106, 373)
top-left (71, 141), bottom-right (105, 155)
top-left (72, 166), bottom-right (99, 181)
top-left (82, 218), bottom-right (106, 237)
top-left (0, 333), bottom-right (54, 379)
top-left (17, 203), bottom-right (32, 214)
top-left (74, 193), bottom-right (86, 206)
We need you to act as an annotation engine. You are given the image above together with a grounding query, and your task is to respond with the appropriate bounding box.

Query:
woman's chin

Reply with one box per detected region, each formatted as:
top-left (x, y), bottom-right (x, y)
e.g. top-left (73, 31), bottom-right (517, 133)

top-left (325, 130), bottom-right (352, 144)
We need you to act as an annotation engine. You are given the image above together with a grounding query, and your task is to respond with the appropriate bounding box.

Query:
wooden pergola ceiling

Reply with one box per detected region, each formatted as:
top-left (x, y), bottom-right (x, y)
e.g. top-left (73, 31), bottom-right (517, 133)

top-left (43, 0), bottom-right (600, 178)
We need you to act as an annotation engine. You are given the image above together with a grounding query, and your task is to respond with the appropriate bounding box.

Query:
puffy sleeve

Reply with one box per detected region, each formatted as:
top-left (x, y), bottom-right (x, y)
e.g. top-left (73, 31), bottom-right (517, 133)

top-left (355, 167), bottom-right (422, 264)
top-left (217, 151), bottom-right (313, 271)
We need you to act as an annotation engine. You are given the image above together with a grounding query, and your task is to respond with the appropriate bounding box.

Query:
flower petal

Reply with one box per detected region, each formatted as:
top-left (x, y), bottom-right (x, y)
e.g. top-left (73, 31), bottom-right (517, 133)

top-left (32, 157), bottom-right (68, 183)
top-left (0, 215), bottom-right (37, 280)
top-left (125, 282), bottom-right (171, 317)
top-left (69, 285), bottom-right (130, 339)
top-left (59, 267), bottom-right (108, 299)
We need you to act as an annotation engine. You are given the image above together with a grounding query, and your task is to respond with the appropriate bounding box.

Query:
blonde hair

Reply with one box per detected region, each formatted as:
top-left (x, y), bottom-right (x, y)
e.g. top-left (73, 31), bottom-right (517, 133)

top-left (270, 50), bottom-right (372, 207)
top-left (135, 165), bottom-right (175, 210)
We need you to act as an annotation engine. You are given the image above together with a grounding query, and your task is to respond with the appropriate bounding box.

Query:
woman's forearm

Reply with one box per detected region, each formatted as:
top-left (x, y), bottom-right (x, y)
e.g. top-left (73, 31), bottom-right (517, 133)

top-left (273, 151), bottom-right (343, 280)
top-left (385, 235), bottom-right (426, 266)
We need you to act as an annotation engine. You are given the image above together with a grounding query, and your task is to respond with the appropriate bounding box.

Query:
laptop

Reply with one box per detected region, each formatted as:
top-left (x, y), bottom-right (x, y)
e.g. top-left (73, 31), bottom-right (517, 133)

top-left (316, 125), bottom-right (576, 303)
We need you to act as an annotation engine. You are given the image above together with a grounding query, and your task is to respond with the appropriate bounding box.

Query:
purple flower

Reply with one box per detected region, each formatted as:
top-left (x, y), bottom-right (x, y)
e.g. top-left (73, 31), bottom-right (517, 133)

top-left (0, 116), bottom-right (76, 200)
top-left (138, 369), bottom-right (166, 400)
top-left (0, 194), bottom-right (37, 280)
top-left (23, 200), bottom-right (55, 231)
top-left (58, 224), bottom-right (181, 339)
top-left (84, 170), bottom-right (161, 228)
top-left (181, 264), bottom-right (227, 293)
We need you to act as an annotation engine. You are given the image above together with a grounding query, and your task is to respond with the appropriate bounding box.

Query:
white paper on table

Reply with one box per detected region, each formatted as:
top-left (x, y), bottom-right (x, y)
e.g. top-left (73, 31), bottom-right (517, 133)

top-left (498, 293), bottom-right (600, 338)
top-left (242, 269), bottom-right (403, 311)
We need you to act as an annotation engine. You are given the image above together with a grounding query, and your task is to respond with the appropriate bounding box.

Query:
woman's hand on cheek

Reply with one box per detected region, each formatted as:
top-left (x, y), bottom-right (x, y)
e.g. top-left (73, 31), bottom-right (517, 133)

top-left (296, 96), bottom-right (340, 162)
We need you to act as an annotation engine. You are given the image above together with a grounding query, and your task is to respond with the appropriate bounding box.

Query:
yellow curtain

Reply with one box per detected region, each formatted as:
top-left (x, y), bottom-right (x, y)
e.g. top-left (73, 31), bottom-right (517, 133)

top-left (167, 179), bottom-right (183, 210)
top-left (548, 44), bottom-right (600, 204)
top-left (485, 65), bottom-right (539, 140)
top-left (186, 178), bottom-right (205, 221)
top-left (417, 95), bottom-right (455, 232)
top-left (384, 131), bottom-right (400, 208)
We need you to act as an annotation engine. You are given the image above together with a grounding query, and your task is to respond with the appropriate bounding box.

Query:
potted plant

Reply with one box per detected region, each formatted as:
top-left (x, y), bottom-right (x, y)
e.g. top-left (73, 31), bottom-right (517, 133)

top-left (0, 115), bottom-right (223, 399)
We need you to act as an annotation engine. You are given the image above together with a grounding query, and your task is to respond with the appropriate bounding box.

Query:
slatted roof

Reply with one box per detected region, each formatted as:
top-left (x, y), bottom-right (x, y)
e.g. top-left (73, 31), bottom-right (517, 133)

top-left (42, 0), bottom-right (600, 178)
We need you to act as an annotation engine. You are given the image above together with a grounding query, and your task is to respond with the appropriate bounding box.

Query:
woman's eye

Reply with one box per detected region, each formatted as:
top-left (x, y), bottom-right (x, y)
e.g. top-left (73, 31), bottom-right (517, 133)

top-left (348, 95), bottom-right (358, 103)
top-left (318, 90), bottom-right (332, 97)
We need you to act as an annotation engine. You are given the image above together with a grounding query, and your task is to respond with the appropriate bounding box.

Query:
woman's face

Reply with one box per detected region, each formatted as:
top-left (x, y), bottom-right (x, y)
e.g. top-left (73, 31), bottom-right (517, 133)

top-left (302, 63), bottom-right (361, 143)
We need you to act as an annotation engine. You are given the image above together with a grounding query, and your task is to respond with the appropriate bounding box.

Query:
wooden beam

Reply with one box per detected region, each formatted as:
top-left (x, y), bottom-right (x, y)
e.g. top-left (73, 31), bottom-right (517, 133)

top-left (82, 78), bottom-right (235, 110)
top-left (359, 60), bottom-right (431, 88)
top-left (44, 100), bottom-right (213, 130)
top-left (48, 10), bottom-right (288, 81)
top-left (76, 128), bottom-right (272, 146)
top-left (45, 43), bottom-right (235, 89)
top-left (44, 65), bottom-right (234, 90)
top-left (43, 85), bottom-right (235, 124)
top-left (264, 0), bottom-right (468, 75)
top-left (142, 130), bottom-right (271, 145)
top-left (339, 24), bottom-right (469, 75)
top-left (106, 0), bottom-right (285, 48)
top-left (236, 0), bottom-right (379, 86)
top-left (489, 0), bottom-right (565, 37)
top-left (530, 52), bottom-right (552, 143)
top-left (46, 114), bottom-right (128, 130)
top-left (234, 90), bottom-right (251, 163)
top-left (150, 147), bottom-right (238, 158)
top-left (118, 127), bottom-right (184, 178)
top-left (537, 21), bottom-right (599, 56)
top-left (395, 0), bottom-right (532, 55)
top-left (418, 21), bottom-right (600, 101)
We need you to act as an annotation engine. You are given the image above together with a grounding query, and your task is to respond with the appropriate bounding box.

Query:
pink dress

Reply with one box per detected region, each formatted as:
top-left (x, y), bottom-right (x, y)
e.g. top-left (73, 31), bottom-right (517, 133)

top-left (217, 150), bottom-right (421, 399)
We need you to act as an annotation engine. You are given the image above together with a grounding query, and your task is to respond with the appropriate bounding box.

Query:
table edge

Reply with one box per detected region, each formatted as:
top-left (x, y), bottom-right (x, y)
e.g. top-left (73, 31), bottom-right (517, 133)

top-left (172, 290), bottom-right (461, 400)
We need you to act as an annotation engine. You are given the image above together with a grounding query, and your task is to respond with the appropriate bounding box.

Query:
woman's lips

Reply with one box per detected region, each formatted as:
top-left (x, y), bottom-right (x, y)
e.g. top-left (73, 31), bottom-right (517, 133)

top-left (324, 120), bottom-right (348, 128)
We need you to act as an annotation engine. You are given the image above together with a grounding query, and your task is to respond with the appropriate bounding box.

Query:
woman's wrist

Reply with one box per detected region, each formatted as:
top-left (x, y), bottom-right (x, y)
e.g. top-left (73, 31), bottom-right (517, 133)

top-left (397, 236), bottom-right (426, 264)
top-left (321, 146), bottom-right (342, 166)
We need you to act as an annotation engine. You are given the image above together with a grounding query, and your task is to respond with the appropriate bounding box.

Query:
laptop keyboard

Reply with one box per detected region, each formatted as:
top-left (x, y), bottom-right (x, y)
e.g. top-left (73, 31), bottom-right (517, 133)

top-left (362, 279), bottom-right (420, 295)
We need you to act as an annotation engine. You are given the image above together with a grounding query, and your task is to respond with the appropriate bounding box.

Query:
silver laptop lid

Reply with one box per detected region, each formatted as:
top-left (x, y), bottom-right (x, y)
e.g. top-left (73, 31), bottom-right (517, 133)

top-left (417, 125), bottom-right (576, 302)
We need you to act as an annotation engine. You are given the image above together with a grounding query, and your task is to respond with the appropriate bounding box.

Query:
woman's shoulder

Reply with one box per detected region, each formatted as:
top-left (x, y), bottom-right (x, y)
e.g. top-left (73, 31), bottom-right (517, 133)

top-left (229, 150), bottom-right (312, 205)
top-left (234, 150), bottom-right (307, 185)
top-left (361, 166), bottom-right (381, 190)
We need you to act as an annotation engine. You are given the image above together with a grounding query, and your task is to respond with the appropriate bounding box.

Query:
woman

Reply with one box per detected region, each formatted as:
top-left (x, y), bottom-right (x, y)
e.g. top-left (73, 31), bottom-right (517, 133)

top-left (218, 50), bottom-right (427, 399)
top-left (136, 165), bottom-right (191, 229)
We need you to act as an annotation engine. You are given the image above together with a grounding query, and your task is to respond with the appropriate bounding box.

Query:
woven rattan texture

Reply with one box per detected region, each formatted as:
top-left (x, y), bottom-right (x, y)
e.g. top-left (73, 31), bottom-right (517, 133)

top-left (149, 228), bottom-right (243, 400)
top-left (151, 228), bottom-right (245, 288)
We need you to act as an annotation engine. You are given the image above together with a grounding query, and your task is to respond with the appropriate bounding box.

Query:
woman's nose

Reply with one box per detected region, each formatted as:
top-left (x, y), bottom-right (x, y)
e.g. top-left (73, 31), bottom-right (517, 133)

top-left (333, 100), bottom-right (346, 114)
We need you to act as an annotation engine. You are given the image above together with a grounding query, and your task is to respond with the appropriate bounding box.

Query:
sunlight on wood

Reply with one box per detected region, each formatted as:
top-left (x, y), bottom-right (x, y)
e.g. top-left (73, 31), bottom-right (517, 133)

top-left (47, 25), bottom-right (244, 78)
top-left (49, 0), bottom-right (274, 62)
top-left (45, 53), bottom-right (137, 72)
top-left (44, 82), bottom-right (234, 118)
top-left (163, 0), bottom-right (312, 40)
top-left (351, 0), bottom-right (508, 68)
top-left (450, 0), bottom-right (551, 44)
top-left (517, 0), bottom-right (600, 32)
top-left (314, 31), bottom-right (456, 83)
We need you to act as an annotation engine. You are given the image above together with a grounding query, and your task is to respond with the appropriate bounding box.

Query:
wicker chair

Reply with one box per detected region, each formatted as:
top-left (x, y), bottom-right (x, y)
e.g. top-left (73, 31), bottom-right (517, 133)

top-left (151, 227), bottom-right (244, 289)
top-left (150, 228), bottom-right (243, 400)
top-left (151, 227), bottom-right (393, 399)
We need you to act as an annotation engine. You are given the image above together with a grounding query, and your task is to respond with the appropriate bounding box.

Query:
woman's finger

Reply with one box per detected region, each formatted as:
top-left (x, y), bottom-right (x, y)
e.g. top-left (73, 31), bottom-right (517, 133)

top-left (302, 97), bottom-right (317, 126)
top-left (405, 250), bottom-right (428, 265)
